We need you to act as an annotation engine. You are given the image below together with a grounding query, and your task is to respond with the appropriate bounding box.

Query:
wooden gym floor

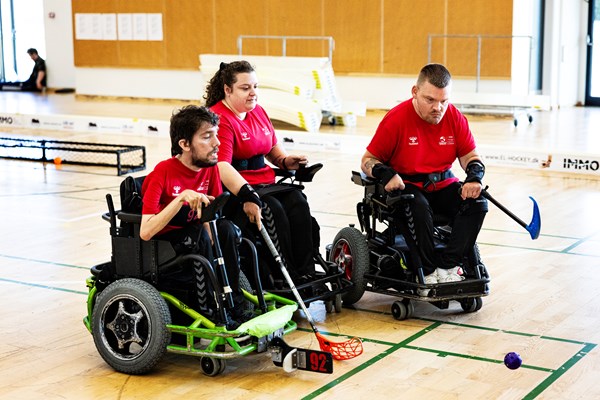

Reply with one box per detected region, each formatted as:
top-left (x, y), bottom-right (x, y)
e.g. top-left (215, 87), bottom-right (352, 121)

top-left (1, 91), bottom-right (600, 399)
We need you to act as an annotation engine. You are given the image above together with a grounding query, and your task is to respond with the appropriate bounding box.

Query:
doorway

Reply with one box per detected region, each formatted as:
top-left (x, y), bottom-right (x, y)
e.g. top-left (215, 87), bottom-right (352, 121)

top-left (586, 0), bottom-right (600, 106)
top-left (0, 0), bottom-right (45, 83)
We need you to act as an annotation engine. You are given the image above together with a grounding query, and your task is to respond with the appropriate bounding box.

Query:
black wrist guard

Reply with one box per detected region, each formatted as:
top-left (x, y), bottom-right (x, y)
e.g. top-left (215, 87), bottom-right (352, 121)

top-left (237, 183), bottom-right (262, 207)
top-left (465, 160), bottom-right (485, 184)
top-left (372, 163), bottom-right (397, 186)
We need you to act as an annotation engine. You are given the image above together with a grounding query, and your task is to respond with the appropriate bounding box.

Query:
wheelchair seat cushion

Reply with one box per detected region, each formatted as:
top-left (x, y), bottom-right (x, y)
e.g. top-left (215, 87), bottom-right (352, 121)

top-left (120, 175), bottom-right (146, 213)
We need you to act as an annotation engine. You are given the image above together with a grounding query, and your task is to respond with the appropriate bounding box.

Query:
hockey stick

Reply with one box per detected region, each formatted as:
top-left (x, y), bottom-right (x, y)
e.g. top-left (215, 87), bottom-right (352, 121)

top-left (482, 187), bottom-right (541, 240)
top-left (259, 225), bottom-right (363, 360)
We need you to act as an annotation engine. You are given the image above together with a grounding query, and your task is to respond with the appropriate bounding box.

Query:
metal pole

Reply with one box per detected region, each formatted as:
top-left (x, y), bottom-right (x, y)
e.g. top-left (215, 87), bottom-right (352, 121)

top-left (282, 36), bottom-right (286, 57)
top-left (476, 35), bottom-right (481, 93)
top-left (427, 35), bottom-right (432, 63)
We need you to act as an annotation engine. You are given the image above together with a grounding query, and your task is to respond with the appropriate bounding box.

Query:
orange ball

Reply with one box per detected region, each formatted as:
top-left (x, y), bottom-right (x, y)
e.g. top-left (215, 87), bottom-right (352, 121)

top-left (54, 157), bottom-right (62, 165)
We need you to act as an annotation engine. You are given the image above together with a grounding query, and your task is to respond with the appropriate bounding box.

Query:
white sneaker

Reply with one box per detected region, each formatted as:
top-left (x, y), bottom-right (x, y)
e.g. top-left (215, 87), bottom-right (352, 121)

top-left (437, 266), bottom-right (465, 283)
top-left (417, 271), bottom-right (438, 296)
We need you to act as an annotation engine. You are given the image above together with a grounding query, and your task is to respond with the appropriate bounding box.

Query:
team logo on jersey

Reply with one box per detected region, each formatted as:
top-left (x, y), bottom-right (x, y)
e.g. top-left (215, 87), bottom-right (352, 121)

top-left (172, 185), bottom-right (182, 196)
top-left (439, 136), bottom-right (447, 145)
top-left (241, 131), bottom-right (250, 141)
top-left (408, 136), bottom-right (418, 145)
top-left (197, 180), bottom-right (210, 192)
top-left (262, 126), bottom-right (271, 135)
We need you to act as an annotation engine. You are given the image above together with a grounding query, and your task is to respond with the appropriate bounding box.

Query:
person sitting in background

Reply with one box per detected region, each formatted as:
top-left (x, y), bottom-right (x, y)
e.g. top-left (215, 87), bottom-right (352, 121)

top-left (204, 60), bottom-right (318, 281)
top-left (0, 48), bottom-right (46, 92)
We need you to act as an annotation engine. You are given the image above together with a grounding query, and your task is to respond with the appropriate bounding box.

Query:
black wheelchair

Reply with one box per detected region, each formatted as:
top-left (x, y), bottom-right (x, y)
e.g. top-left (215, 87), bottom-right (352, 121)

top-left (239, 163), bottom-right (353, 313)
top-left (327, 171), bottom-right (490, 320)
top-left (82, 176), bottom-right (333, 376)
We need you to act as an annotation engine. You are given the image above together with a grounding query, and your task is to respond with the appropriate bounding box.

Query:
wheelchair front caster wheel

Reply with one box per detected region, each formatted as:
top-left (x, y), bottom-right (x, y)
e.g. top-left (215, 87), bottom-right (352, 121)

top-left (201, 357), bottom-right (226, 376)
top-left (325, 299), bottom-right (334, 313)
top-left (334, 293), bottom-right (343, 313)
top-left (459, 297), bottom-right (483, 313)
top-left (391, 300), bottom-right (413, 320)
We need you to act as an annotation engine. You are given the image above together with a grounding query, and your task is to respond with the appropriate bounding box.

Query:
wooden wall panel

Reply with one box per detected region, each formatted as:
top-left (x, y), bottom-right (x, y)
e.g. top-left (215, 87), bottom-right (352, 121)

top-left (323, 0), bottom-right (382, 73)
top-left (265, 0), bottom-right (327, 58)
top-left (165, 0), bottom-right (216, 68)
top-left (116, 0), bottom-right (166, 68)
top-left (71, 0), bottom-right (515, 79)
top-left (213, 0), bottom-right (269, 56)
top-left (72, 0), bottom-right (119, 67)
top-left (383, 0), bottom-right (447, 75)
top-left (446, 0), bottom-right (513, 78)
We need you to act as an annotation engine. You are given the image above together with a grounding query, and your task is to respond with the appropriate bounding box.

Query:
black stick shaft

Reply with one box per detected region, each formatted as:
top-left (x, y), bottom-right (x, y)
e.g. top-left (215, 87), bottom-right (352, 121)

top-left (481, 190), bottom-right (528, 229)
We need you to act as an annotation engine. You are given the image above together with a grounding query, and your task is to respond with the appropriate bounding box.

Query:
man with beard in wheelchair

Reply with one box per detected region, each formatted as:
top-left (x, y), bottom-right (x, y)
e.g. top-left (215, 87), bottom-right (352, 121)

top-left (139, 105), bottom-right (251, 329)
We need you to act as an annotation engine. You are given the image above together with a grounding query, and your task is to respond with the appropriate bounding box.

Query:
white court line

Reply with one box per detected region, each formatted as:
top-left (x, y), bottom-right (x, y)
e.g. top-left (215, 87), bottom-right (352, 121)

top-left (26, 212), bottom-right (104, 223)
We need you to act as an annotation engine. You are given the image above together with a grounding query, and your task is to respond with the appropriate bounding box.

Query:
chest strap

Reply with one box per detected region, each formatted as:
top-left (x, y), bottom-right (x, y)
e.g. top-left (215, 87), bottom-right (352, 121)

top-left (400, 169), bottom-right (454, 189)
top-left (232, 154), bottom-right (266, 171)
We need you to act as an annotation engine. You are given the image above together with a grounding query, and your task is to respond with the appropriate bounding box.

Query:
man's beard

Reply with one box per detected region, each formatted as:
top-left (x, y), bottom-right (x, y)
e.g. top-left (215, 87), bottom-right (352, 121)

top-left (191, 147), bottom-right (218, 168)
top-left (192, 157), bottom-right (217, 168)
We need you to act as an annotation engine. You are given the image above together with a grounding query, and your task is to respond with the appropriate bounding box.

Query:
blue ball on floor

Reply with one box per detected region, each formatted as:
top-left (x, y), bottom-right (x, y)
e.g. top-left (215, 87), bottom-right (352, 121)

top-left (504, 352), bottom-right (522, 369)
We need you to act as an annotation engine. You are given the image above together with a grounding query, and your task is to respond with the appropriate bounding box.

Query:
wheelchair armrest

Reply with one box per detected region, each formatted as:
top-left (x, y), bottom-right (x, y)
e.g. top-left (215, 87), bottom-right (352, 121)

top-left (274, 163), bottom-right (323, 183)
top-left (294, 163), bottom-right (322, 182)
top-left (118, 211), bottom-right (142, 224)
top-left (274, 168), bottom-right (293, 178)
top-left (386, 191), bottom-right (414, 207)
top-left (351, 170), bottom-right (376, 186)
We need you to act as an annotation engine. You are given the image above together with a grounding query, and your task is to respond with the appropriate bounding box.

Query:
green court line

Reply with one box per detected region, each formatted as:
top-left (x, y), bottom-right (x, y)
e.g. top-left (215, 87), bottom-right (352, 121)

top-left (561, 231), bottom-right (599, 253)
top-left (1, 252), bottom-right (597, 398)
top-left (523, 342), bottom-right (597, 400)
top-left (0, 253), bottom-right (89, 269)
top-left (404, 345), bottom-right (553, 372)
top-left (0, 277), bottom-right (87, 295)
top-left (301, 310), bottom-right (596, 399)
top-left (479, 241), bottom-right (600, 257)
top-left (302, 321), bottom-right (443, 400)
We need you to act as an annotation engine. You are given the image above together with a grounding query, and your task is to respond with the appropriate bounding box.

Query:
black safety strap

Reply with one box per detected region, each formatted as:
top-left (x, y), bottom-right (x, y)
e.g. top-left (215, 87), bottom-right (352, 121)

top-left (400, 169), bottom-right (454, 190)
top-left (232, 154), bottom-right (266, 171)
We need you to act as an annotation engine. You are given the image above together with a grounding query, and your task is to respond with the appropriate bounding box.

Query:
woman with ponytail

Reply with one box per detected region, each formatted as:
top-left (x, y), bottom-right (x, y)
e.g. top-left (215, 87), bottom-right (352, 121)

top-left (204, 61), bottom-right (318, 280)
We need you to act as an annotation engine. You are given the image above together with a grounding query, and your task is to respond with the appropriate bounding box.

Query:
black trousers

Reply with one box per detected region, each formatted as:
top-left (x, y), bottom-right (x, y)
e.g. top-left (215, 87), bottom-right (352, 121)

top-left (225, 185), bottom-right (319, 278)
top-left (397, 182), bottom-right (488, 275)
top-left (157, 219), bottom-right (243, 305)
top-left (0, 79), bottom-right (42, 92)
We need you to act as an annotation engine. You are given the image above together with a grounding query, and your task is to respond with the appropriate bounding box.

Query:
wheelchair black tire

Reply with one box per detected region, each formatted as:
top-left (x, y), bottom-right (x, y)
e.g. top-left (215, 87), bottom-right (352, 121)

top-left (238, 270), bottom-right (255, 316)
top-left (329, 226), bottom-right (369, 305)
top-left (92, 278), bottom-right (172, 375)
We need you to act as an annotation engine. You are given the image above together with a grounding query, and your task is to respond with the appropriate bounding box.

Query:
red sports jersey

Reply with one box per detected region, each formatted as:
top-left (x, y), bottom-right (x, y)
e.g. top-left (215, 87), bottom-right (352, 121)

top-left (211, 101), bottom-right (278, 185)
top-left (141, 157), bottom-right (222, 235)
top-left (367, 99), bottom-right (476, 190)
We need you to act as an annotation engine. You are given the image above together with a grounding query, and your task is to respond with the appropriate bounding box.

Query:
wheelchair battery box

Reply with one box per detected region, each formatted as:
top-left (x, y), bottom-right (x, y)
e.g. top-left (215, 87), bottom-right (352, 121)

top-left (112, 236), bottom-right (176, 279)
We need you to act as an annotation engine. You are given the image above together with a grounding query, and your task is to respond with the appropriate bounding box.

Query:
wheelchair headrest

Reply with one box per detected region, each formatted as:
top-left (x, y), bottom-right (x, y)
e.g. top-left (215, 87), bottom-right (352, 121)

top-left (120, 175), bottom-right (146, 213)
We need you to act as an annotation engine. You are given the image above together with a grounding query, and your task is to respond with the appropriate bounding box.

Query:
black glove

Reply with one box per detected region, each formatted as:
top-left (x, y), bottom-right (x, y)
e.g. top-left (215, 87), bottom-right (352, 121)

top-left (237, 183), bottom-right (262, 208)
top-left (465, 160), bottom-right (485, 184)
top-left (372, 164), bottom-right (398, 186)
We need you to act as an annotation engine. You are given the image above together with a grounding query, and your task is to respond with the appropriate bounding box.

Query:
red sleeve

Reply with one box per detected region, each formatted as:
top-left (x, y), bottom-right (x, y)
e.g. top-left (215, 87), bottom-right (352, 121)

top-left (211, 102), bottom-right (235, 163)
top-left (141, 165), bottom-right (165, 216)
top-left (448, 105), bottom-right (476, 157)
top-left (207, 166), bottom-right (223, 197)
top-left (366, 107), bottom-right (400, 163)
